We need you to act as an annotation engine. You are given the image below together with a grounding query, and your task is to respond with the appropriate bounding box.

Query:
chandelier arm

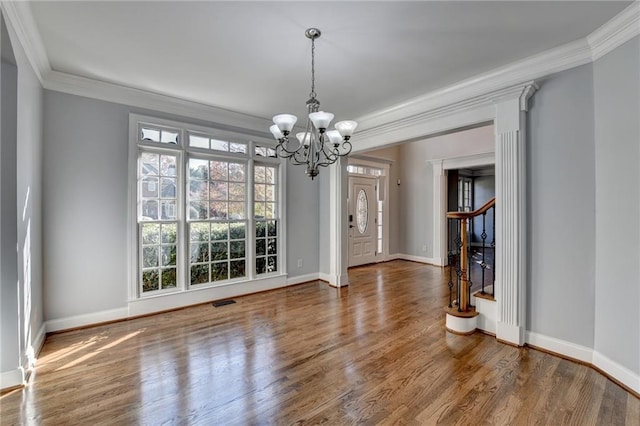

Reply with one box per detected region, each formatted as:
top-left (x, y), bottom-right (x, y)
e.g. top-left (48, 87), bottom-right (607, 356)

top-left (275, 139), bottom-right (302, 156)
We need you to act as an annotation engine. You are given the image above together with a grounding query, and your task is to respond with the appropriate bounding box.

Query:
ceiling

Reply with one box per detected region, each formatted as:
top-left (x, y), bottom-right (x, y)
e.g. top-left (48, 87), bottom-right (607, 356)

top-left (29, 1), bottom-right (630, 122)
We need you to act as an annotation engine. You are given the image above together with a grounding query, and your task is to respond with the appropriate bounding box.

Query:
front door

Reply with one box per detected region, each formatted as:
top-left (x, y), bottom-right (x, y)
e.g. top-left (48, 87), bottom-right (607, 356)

top-left (348, 176), bottom-right (377, 267)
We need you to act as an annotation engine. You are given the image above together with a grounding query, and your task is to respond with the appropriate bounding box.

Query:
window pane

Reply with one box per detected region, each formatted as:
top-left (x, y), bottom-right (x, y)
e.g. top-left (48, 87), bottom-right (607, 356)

top-left (211, 242), bottom-right (228, 261)
top-left (230, 260), bottom-right (245, 279)
top-left (143, 246), bottom-right (159, 268)
top-left (212, 262), bottom-right (228, 281)
top-left (142, 223), bottom-right (160, 245)
top-left (160, 200), bottom-right (176, 220)
top-left (142, 177), bottom-right (159, 198)
top-left (256, 239), bottom-right (266, 256)
top-left (254, 184), bottom-right (266, 201)
top-left (228, 202), bottom-right (245, 219)
top-left (161, 223), bottom-right (177, 244)
top-left (160, 178), bottom-right (176, 198)
top-left (142, 200), bottom-right (158, 220)
top-left (265, 167), bottom-right (276, 184)
top-left (191, 264), bottom-right (209, 285)
top-left (209, 161), bottom-right (227, 181)
top-left (190, 180), bottom-right (209, 200)
top-left (210, 202), bottom-right (227, 219)
top-left (141, 127), bottom-right (160, 142)
top-left (209, 181), bottom-right (228, 201)
top-left (230, 241), bottom-right (245, 259)
top-left (254, 166), bottom-right (266, 183)
top-left (161, 131), bottom-right (179, 144)
top-left (190, 159), bottom-right (209, 179)
top-left (264, 203), bottom-right (276, 219)
top-left (211, 223), bottom-right (228, 240)
top-left (210, 139), bottom-right (229, 152)
top-left (229, 163), bottom-right (245, 182)
top-left (267, 256), bottom-right (277, 272)
top-left (267, 220), bottom-right (277, 237)
top-left (256, 221), bottom-right (266, 238)
top-left (161, 268), bottom-right (177, 288)
top-left (229, 222), bottom-right (245, 240)
top-left (190, 222), bottom-right (210, 241)
top-left (267, 238), bottom-right (277, 255)
top-left (190, 135), bottom-right (209, 149)
top-left (142, 269), bottom-right (159, 292)
top-left (162, 245), bottom-right (177, 267)
top-left (256, 257), bottom-right (266, 275)
top-left (265, 185), bottom-right (275, 202)
top-left (228, 183), bottom-right (245, 201)
top-left (230, 143), bottom-right (247, 154)
top-left (190, 242), bottom-right (209, 263)
top-left (189, 201), bottom-right (208, 220)
top-left (160, 155), bottom-right (177, 176)
top-left (141, 153), bottom-right (159, 175)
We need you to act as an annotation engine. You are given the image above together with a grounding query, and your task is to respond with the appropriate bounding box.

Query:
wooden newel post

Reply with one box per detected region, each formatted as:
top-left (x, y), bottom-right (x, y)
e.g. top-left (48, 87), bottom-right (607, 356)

top-left (459, 218), bottom-right (469, 311)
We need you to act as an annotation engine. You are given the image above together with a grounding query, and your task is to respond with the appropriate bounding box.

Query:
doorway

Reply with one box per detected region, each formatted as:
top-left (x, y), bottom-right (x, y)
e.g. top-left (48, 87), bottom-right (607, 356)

top-left (348, 175), bottom-right (378, 267)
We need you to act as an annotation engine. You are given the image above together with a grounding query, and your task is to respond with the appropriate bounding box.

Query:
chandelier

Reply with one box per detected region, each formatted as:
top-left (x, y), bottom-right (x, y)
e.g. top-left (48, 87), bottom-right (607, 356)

top-left (269, 28), bottom-right (358, 179)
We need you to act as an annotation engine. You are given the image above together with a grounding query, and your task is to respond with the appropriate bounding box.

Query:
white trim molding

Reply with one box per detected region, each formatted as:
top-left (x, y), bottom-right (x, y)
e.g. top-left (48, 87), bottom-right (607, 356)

top-left (0, 369), bottom-right (24, 390)
top-left (494, 83), bottom-right (537, 346)
top-left (46, 308), bottom-right (130, 333)
top-left (588, 1), bottom-right (640, 61)
top-left (328, 157), bottom-right (350, 287)
top-left (286, 273), bottom-right (321, 286)
top-left (593, 351), bottom-right (640, 394)
top-left (388, 253), bottom-right (439, 266)
top-left (525, 331), bottom-right (593, 364)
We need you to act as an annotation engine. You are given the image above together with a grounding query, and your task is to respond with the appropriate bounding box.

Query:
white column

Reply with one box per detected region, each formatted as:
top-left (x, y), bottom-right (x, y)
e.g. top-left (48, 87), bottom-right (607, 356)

top-left (431, 160), bottom-right (447, 266)
top-left (329, 157), bottom-right (349, 287)
top-left (494, 84), bottom-right (536, 346)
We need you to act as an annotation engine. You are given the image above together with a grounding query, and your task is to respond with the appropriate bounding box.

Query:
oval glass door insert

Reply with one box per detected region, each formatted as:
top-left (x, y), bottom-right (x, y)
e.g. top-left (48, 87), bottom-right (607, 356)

top-left (356, 189), bottom-right (368, 234)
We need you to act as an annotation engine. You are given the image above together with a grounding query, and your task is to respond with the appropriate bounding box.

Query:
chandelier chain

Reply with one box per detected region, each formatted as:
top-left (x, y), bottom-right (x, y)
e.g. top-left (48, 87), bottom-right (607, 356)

top-left (310, 36), bottom-right (316, 99)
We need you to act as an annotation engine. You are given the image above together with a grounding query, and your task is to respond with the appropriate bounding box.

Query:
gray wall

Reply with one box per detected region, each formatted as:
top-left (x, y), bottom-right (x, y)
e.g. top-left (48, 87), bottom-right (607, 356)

top-left (396, 125), bottom-right (494, 258)
top-left (593, 36), bottom-right (639, 374)
top-left (471, 174), bottom-right (495, 243)
top-left (1, 13), bottom-right (44, 381)
top-left (42, 90), bottom-right (320, 321)
top-left (527, 63), bottom-right (596, 348)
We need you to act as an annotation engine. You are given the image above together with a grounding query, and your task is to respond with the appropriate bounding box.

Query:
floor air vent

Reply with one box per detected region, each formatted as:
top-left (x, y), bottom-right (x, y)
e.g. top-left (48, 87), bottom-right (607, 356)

top-left (213, 299), bottom-right (236, 307)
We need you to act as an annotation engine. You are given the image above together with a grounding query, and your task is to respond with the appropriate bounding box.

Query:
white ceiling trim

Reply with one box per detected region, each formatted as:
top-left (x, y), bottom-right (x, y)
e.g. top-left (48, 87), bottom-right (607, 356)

top-left (44, 70), bottom-right (272, 135)
top-left (588, 1), bottom-right (640, 61)
top-left (2, 2), bottom-right (639, 140)
top-left (0, 1), bottom-right (48, 84)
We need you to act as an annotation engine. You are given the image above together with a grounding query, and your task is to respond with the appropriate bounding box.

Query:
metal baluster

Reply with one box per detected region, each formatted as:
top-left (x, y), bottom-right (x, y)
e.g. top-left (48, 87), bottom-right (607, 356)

top-left (454, 219), bottom-right (463, 312)
top-left (447, 218), bottom-right (454, 308)
top-left (491, 206), bottom-right (496, 297)
top-left (466, 218), bottom-right (473, 308)
top-left (481, 212), bottom-right (487, 295)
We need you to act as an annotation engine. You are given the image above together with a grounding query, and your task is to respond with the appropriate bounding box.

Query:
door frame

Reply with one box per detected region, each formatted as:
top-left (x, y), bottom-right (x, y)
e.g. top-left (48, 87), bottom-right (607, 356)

top-left (347, 157), bottom-right (391, 262)
top-left (328, 82), bottom-right (537, 347)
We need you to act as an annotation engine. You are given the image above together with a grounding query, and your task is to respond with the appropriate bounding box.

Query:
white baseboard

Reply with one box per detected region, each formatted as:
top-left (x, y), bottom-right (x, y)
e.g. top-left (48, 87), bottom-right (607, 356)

top-left (0, 368), bottom-right (24, 390)
top-left (33, 323), bottom-right (46, 355)
top-left (388, 253), bottom-right (439, 266)
top-left (497, 322), bottom-right (525, 346)
top-left (593, 351), bottom-right (640, 394)
top-left (46, 307), bottom-right (130, 333)
top-left (287, 273), bottom-right (320, 286)
top-left (524, 331), bottom-right (640, 394)
top-left (525, 331), bottom-right (593, 364)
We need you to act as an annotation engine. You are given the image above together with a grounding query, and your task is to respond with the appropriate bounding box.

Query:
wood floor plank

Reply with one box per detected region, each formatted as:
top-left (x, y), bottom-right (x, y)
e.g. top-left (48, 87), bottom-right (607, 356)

top-left (0, 260), bottom-right (637, 425)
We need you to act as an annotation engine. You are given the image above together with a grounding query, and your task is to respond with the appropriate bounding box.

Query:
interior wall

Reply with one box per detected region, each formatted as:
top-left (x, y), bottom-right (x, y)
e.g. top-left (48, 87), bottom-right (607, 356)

top-left (1, 14), bottom-right (20, 380)
top-left (527, 62), bottom-right (597, 348)
top-left (397, 125), bottom-right (494, 258)
top-left (1, 12), bottom-right (44, 385)
top-left (471, 174), bottom-right (495, 243)
top-left (593, 35), bottom-right (639, 375)
top-left (42, 90), bottom-right (320, 322)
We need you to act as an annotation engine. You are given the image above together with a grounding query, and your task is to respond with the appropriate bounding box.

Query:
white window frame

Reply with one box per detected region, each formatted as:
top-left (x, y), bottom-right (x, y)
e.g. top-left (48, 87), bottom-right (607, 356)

top-left (128, 114), bottom-right (287, 301)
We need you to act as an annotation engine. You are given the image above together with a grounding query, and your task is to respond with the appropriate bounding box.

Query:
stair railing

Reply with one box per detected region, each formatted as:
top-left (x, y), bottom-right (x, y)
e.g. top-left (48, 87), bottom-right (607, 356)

top-left (447, 197), bottom-right (496, 312)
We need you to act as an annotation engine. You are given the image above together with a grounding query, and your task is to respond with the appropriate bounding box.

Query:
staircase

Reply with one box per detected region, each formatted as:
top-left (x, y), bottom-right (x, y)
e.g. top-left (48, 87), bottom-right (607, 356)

top-left (444, 197), bottom-right (496, 335)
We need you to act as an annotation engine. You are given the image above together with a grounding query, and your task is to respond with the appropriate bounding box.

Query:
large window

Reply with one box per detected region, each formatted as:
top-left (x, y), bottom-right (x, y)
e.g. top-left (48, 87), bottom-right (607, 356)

top-left (131, 116), bottom-right (283, 297)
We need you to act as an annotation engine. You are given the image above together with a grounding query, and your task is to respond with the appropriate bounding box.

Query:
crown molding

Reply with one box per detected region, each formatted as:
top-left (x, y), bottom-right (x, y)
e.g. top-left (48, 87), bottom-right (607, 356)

top-left (0, 1), bottom-right (49, 84)
top-left (44, 70), bottom-right (272, 135)
top-left (2, 1), bottom-right (637, 140)
top-left (588, 1), bottom-right (640, 61)
top-left (355, 39), bottom-right (590, 135)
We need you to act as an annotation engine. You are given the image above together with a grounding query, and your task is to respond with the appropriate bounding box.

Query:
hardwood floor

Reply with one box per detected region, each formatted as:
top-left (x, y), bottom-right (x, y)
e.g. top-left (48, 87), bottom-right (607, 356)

top-left (1, 260), bottom-right (638, 425)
